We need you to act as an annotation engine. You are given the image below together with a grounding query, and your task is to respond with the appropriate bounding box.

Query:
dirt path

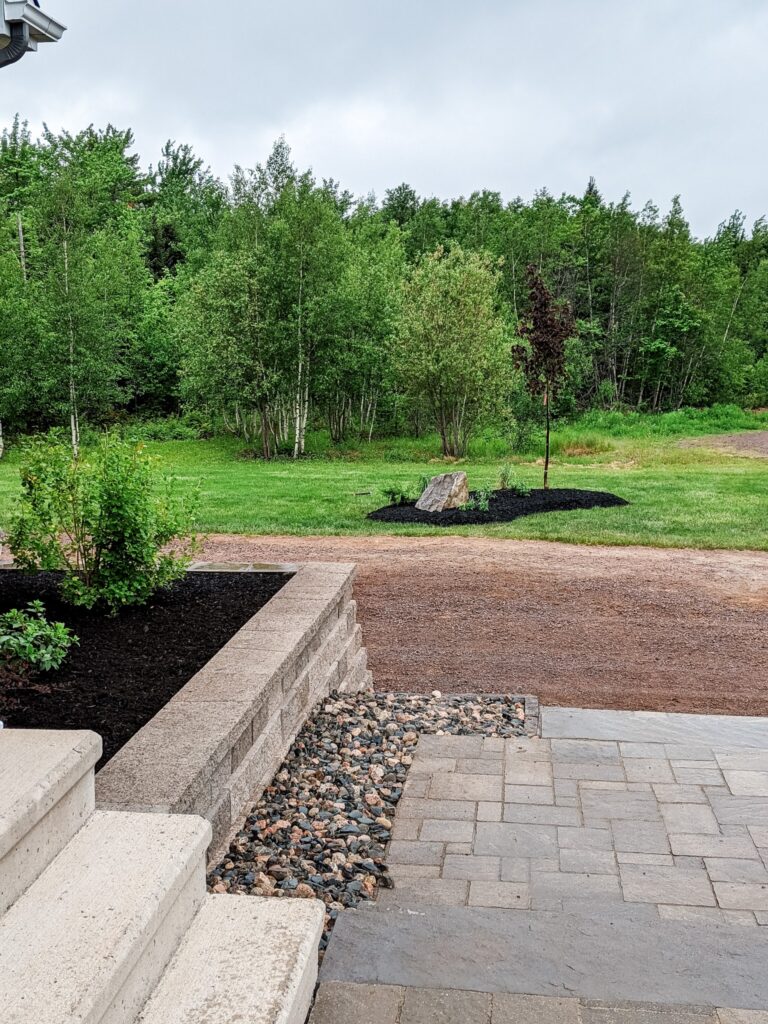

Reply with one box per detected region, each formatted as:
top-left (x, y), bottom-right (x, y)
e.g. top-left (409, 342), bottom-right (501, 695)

top-left (201, 535), bottom-right (768, 716)
top-left (681, 430), bottom-right (768, 457)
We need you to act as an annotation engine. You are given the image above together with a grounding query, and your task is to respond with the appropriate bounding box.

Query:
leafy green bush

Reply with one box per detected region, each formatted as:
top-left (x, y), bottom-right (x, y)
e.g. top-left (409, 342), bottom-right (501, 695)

top-left (498, 464), bottom-right (531, 496)
top-left (9, 434), bottom-right (199, 612)
top-left (382, 484), bottom-right (413, 506)
top-left (464, 488), bottom-right (492, 512)
top-left (0, 601), bottom-right (77, 678)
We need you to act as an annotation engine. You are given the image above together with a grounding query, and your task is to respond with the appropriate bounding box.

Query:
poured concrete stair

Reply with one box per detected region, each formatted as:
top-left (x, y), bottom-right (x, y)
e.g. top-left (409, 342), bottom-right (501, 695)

top-left (0, 730), bottom-right (323, 1024)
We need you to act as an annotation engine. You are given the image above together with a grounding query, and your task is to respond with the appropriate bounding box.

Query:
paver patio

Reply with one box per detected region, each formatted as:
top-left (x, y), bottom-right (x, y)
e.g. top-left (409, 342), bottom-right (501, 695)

top-left (314, 707), bottom-right (768, 1022)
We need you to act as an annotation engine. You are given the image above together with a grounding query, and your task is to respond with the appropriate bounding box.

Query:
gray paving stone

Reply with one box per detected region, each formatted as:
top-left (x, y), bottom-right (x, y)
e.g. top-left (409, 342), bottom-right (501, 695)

top-left (619, 865), bottom-right (715, 906)
top-left (553, 763), bottom-right (626, 782)
top-left (503, 804), bottom-right (581, 827)
top-left (617, 852), bottom-right (674, 866)
top-left (551, 739), bottom-right (621, 763)
top-left (560, 848), bottom-right (618, 874)
top-left (652, 785), bottom-right (708, 804)
top-left (558, 827), bottom-right (614, 851)
top-left (468, 880), bottom-right (530, 908)
top-left (717, 1011), bottom-right (768, 1024)
top-left (404, 778), bottom-right (430, 798)
top-left (397, 798), bottom-right (477, 821)
top-left (478, 801), bottom-right (502, 822)
top-left (500, 857), bottom-right (531, 882)
top-left (321, 903), bottom-right (768, 1006)
top-left (579, 1005), bottom-right (716, 1024)
top-left (664, 745), bottom-right (716, 761)
top-left (713, 882), bottom-right (768, 911)
top-left (669, 834), bottom-right (760, 858)
top-left (379, 879), bottom-right (468, 907)
top-left (581, 791), bottom-right (660, 822)
top-left (442, 855), bottom-right (500, 881)
top-left (310, 981), bottom-right (403, 1024)
top-left (723, 771), bottom-right (768, 797)
top-left (419, 819), bottom-right (475, 844)
top-left (445, 842), bottom-right (472, 855)
top-left (430, 773), bottom-right (502, 802)
top-left (722, 910), bottom-right (758, 926)
top-left (708, 793), bottom-right (768, 826)
top-left (392, 818), bottom-right (422, 841)
top-left (387, 864), bottom-right (441, 880)
top-left (400, 986), bottom-right (491, 1024)
top-left (474, 822), bottom-right (558, 858)
top-left (619, 743), bottom-right (668, 758)
top-left (417, 735), bottom-right (485, 758)
top-left (657, 905), bottom-right (725, 924)
top-left (660, 804), bottom-right (720, 835)
top-left (749, 826), bottom-right (768, 846)
top-left (506, 761), bottom-right (554, 786)
top-left (715, 751), bottom-right (768, 772)
top-left (611, 821), bottom-right (670, 854)
top-left (482, 738), bottom-right (506, 758)
top-left (456, 758), bottom-right (504, 776)
top-left (410, 757), bottom-right (457, 776)
top-left (673, 767), bottom-right (725, 786)
top-left (541, 707), bottom-right (768, 749)
top-left (491, 993), bottom-right (579, 1024)
top-left (674, 856), bottom-right (705, 871)
top-left (624, 759), bottom-right (675, 784)
top-left (504, 785), bottom-right (555, 805)
top-left (388, 841), bottom-right (444, 866)
top-left (705, 858), bottom-right (768, 883)
top-left (530, 871), bottom-right (621, 902)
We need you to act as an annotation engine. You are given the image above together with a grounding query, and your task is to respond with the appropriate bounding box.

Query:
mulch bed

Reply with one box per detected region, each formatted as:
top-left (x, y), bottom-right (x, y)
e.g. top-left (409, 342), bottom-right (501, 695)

top-left (0, 570), bottom-right (289, 766)
top-left (208, 690), bottom-right (527, 957)
top-left (368, 487), bottom-right (628, 526)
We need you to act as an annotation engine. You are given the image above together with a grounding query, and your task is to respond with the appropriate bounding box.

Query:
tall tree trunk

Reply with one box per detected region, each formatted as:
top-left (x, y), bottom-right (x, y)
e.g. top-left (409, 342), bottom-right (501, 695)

top-left (543, 385), bottom-right (551, 489)
top-left (62, 234), bottom-right (80, 458)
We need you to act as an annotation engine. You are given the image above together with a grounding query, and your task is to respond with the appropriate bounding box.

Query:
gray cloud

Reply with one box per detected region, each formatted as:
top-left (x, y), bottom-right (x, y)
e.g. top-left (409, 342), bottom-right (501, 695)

top-left (3, 0), bottom-right (766, 236)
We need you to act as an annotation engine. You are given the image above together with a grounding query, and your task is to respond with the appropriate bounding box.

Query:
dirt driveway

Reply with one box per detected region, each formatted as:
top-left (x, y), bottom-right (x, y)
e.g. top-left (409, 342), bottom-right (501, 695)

top-left (201, 535), bottom-right (768, 716)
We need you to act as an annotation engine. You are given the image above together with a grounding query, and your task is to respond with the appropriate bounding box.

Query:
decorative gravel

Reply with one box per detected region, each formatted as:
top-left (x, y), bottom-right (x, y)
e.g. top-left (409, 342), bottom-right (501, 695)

top-left (207, 691), bottom-right (526, 954)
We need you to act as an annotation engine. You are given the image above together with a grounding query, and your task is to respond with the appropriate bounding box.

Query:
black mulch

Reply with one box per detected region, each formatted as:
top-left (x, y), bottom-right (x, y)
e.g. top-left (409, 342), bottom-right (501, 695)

top-left (368, 487), bottom-right (629, 526)
top-left (0, 570), bottom-right (290, 767)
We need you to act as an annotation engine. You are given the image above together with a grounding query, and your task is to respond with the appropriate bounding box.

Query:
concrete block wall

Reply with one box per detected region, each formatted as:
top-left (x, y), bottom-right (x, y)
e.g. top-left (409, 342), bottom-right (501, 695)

top-left (96, 562), bottom-right (373, 858)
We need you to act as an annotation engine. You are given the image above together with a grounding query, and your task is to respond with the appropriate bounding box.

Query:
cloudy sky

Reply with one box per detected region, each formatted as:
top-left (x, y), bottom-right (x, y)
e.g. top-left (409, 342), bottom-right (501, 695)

top-left (3, 1), bottom-right (766, 237)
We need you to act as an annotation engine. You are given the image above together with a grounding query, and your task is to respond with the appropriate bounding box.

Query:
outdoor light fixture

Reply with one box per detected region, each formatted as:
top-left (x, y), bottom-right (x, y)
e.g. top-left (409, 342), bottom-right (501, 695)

top-left (0, 0), bottom-right (65, 69)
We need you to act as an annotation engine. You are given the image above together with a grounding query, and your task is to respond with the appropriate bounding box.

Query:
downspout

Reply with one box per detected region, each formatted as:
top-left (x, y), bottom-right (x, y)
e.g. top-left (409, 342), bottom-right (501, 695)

top-left (0, 21), bottom-right (29, 68)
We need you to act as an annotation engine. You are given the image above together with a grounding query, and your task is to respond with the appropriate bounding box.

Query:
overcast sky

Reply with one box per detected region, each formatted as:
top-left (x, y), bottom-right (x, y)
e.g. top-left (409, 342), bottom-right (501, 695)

top-left (3, 1), bottom-right (767, 238)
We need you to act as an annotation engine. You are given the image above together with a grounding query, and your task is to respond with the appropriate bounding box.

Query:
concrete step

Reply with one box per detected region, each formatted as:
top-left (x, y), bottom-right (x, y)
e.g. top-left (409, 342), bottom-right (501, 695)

top-left (138, 894), bottom-right (324, 1024)
top-left (0, 808), bottom-right (211, 1024)
top-left (0, 729), bottom-right (101, 914)
top-left (320, 902), bottom-right (768, 1009)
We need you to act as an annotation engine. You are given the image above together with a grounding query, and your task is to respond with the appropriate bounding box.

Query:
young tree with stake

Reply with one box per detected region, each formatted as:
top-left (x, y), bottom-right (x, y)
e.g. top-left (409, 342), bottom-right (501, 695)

top-left (513, 265), bottom-right (575, 488)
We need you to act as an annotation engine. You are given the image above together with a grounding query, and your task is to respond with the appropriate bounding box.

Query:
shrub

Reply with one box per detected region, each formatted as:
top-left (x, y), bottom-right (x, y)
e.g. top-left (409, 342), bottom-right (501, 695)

top-left (382, 485), bottom-right (413, 506)
top-left (0, 601), bottom-right (77, 679)
top-left (9, 434), bottom-right (199, 612)
top-left (464, 488), bottom-right (492, 512)
top-left (498, 464), bottom-right (531, 497)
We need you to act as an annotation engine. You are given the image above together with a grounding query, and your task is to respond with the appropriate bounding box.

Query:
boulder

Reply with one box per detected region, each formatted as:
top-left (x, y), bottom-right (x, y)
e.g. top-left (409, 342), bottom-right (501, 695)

top-left (415, 472), bottom-right (469, 512)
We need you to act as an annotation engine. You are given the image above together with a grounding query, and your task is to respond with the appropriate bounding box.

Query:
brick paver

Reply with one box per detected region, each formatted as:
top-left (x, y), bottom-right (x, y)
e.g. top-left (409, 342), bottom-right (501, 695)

top-left (382, 733), bottom-right (768, 921)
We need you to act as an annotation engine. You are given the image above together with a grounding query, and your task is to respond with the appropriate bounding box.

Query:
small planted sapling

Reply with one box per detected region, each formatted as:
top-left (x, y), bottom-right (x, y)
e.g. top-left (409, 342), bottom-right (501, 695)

top-left (498, 464), bottom-right (531, 497)
top-left (512, 266), bottom-right (576, 489)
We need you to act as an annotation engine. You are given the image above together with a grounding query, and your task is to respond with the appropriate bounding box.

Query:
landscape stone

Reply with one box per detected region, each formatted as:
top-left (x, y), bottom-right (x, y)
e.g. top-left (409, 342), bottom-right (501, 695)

top-left (400, 986), bottom-right (491, 1024)
top-left (310, 982), bottom-right (403, 1024)
top-left (415, 472), bottom-right (469, 512)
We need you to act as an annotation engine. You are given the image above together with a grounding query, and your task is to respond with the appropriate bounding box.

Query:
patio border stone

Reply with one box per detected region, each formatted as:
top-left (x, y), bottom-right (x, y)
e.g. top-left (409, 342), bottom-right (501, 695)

top-left (95, 561), bottom-right (372, 859)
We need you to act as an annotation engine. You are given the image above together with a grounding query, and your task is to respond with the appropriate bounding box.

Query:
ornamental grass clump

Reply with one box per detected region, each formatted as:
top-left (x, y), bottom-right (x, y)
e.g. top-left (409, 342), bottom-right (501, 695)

top-left (9, 434), bottom-right (199, 613)
top-left (0, 601), bottom-right (77, 682)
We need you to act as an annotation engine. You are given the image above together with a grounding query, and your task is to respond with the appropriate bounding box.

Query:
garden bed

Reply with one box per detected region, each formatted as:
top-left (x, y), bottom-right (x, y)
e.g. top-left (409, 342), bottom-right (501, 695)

top-left (368, 487), bottom-right (628, 525)
top-left (0, 569), bottom-right (290, 766)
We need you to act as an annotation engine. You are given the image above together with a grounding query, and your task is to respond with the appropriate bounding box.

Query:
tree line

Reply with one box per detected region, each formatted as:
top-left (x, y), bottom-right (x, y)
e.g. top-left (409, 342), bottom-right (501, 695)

top-left (0, 117), bottom-right (766, 459)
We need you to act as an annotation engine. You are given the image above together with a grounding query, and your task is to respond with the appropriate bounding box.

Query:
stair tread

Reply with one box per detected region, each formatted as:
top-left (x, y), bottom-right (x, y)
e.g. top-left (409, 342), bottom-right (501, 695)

top-left (0, 809), bottom-right (210, 1024)
top-left (320, 902), bottom-right (768, 1009)
top-left (0, 729), bottom-right (101, 859)
top-left (138, 894), bottom-right (324, 1024)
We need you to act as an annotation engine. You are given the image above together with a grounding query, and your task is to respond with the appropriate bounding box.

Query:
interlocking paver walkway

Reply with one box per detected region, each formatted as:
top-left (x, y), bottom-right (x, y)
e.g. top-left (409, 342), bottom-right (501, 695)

top-left (316, 708), bottom-right (768, 1021)
top-left (383, 728), bottom-right (768, 921)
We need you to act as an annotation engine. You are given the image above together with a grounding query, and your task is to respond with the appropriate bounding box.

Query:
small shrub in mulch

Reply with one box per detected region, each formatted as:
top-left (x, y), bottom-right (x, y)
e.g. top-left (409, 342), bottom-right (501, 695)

top-left (0, 570), bottom-right (289, 766)
top-left (368, 487), bottom-right (629, 526)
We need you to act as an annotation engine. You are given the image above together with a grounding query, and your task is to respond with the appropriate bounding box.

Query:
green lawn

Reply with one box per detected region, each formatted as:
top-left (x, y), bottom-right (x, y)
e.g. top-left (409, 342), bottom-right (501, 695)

top-left (2, 418), bottom-right (764, 550)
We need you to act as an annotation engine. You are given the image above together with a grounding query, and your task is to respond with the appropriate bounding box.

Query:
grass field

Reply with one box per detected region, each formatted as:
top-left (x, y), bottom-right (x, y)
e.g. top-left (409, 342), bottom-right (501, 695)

top-left (0, 408), bottom-right (765, 550)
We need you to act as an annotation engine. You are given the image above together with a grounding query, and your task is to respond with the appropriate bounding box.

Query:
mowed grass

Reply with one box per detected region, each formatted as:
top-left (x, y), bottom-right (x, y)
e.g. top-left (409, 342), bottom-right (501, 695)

top-left (2, 413), bottom-right (764, 550)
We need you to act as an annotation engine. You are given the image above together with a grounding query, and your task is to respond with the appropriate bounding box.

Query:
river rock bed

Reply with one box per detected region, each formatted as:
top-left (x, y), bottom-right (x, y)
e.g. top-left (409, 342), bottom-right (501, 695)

top-left (207, 691), bottom-right (527, 954)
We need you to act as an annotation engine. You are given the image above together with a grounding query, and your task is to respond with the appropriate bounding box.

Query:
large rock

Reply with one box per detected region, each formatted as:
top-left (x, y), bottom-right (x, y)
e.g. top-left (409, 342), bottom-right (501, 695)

top-left (415, 472), bottom-right (469, 513)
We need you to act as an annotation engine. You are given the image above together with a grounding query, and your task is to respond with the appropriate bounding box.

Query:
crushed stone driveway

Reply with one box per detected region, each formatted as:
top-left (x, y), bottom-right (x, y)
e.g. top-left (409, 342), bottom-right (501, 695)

top-left (201, 535), bottom-right (768, 716)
